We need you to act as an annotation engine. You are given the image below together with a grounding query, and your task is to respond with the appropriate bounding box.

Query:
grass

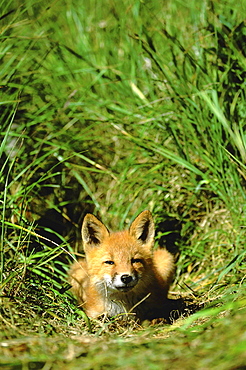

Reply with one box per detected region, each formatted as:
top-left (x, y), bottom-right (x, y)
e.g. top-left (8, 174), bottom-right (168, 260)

top-left (0, 0), bottom-right (246, 368)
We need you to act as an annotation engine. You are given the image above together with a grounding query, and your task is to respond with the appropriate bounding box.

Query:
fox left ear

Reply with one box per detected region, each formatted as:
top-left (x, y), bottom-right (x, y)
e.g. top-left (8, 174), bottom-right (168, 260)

top-left (129, 210), bottom-right (155, 246)
top-left (82, 213), bottom-right (110, 251)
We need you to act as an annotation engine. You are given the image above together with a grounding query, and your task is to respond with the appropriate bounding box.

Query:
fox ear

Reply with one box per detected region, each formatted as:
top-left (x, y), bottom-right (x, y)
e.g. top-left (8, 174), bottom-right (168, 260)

top-left (129, 210), bottom-right (155, 246)
top-left (82, 214), bottom-right (109, 250)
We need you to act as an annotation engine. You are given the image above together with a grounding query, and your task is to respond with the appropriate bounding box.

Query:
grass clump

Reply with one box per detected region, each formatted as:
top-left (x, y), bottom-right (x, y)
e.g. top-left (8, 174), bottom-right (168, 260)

top-left (0, 0), bottom-right (245, 368)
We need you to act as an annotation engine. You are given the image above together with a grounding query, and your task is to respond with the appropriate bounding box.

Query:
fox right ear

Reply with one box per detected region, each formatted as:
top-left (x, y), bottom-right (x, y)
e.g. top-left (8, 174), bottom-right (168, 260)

top-left (129, 210), bottom-right (155, 246)
top-left (81, 214), bottom-right (109, 250)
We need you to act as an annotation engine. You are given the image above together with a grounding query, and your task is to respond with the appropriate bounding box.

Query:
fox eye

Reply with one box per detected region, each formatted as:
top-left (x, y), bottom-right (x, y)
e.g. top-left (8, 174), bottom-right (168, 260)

top-left (104, 260), bottom-right (114, 265)
top-left (131, 258), bottom-right (143, 264)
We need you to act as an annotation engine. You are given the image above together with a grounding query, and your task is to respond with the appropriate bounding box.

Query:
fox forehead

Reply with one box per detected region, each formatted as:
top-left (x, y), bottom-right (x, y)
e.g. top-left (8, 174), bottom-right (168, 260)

top-left (86, 230), bottom-right (152, 261)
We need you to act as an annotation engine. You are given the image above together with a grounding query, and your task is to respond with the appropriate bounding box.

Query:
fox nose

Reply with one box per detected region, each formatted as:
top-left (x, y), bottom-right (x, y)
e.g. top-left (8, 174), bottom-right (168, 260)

top-left (121, 274), bottom-right (133, 285)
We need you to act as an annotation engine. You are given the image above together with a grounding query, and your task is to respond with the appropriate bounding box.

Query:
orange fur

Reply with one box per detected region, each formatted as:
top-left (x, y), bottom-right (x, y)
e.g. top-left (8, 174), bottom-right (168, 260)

top-left (68, 210), bottom-right (175, 321)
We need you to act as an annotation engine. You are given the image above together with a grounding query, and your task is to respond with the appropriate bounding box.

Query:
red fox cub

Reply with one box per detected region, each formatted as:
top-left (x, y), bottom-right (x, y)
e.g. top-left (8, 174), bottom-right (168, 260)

top-left (68, 210), bottom-right (175, 321)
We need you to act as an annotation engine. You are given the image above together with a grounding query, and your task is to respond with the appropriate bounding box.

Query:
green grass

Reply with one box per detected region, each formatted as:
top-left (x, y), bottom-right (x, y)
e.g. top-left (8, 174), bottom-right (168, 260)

top-left (0, 0), bottom-right (246, 368)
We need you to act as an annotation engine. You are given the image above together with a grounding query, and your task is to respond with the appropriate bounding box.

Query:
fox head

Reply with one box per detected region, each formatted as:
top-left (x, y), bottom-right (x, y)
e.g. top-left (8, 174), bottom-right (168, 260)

top-left (81, 210), bottom-right (155, 294)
